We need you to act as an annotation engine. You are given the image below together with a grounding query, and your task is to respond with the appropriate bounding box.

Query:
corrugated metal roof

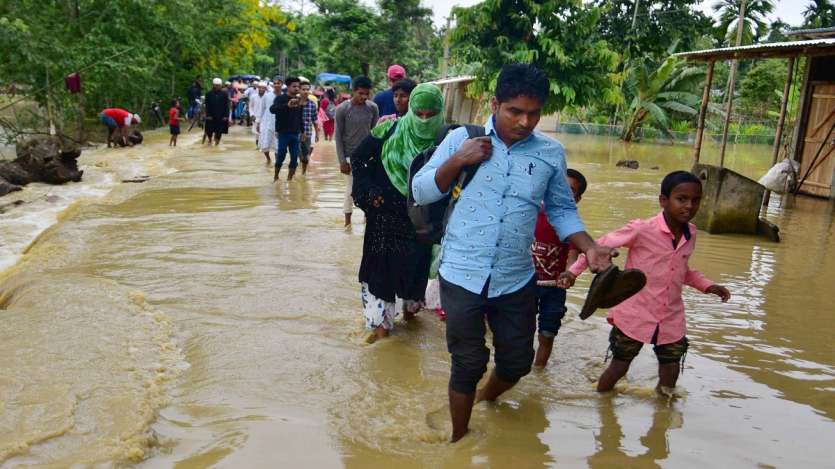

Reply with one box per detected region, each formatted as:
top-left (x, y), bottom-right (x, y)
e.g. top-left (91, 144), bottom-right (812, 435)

top-left (786, 27), bottom-right (835, 38)
top-left (430, 76), bottom-right (475, 86)
top-left (674, 38), bottom-right (835, 61)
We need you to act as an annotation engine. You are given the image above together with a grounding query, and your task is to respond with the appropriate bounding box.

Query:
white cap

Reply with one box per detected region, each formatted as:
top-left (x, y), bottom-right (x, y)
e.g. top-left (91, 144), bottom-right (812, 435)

top-left (258, 81), bottom-right (267, 88)
top-left (212, 78), bottom-right (222, 85)
top-left (299, 76), bottom-right (310, 84)
top-left (132, 114), bottom-right (141, 124)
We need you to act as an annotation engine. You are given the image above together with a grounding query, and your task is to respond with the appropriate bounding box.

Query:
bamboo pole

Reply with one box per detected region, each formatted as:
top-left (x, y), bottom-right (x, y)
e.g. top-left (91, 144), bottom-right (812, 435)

top-left (763, 56), bottom-right (796, 206)
top-left (718, 0), bottom-right (747, 168)
top-left (693, 60), bottom-right (715, 164)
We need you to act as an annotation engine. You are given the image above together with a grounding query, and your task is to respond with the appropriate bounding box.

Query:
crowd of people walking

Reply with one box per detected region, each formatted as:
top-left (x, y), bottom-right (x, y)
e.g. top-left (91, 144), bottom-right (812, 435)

top-left (100, 62), bottom-right (732, 444)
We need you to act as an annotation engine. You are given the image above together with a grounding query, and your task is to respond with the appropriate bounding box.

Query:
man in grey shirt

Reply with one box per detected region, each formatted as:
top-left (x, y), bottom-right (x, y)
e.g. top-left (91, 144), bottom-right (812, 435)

top-left (335, 76), bottom-right (379, 227)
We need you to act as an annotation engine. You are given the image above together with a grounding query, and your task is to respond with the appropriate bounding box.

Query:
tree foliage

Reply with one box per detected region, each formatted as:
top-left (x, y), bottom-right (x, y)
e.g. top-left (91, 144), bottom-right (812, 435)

top-left (802, 0), bottom-right (835, 28)
top-left (739, 59), bottom-right (787, 119)
top-left (0, 0), bottom-right (286, 135)
top-left (712, 0), bottom-right (775, 45)
top-left (450, 0), bottom-right (620, 114)
top-left (594, 0), bottom-right (712, 61)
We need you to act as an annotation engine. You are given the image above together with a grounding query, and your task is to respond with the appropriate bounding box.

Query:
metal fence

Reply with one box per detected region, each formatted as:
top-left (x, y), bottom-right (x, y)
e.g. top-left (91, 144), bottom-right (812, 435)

top-left (554, 122), bottom-right (776, 146)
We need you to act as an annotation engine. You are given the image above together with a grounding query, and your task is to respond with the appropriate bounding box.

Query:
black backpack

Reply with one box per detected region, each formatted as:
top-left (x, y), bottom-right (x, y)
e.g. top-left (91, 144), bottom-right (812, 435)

top-left (407, 124), bottom-right (486, 245)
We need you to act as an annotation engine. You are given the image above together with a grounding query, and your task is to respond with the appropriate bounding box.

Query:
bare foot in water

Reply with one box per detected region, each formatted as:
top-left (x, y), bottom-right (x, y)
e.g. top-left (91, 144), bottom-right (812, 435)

top-left (365, 326), bottom-right (389, 344)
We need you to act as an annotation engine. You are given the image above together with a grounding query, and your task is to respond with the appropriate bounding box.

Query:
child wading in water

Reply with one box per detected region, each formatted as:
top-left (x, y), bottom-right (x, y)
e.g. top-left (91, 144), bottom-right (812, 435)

top-left (559, 171), bottom-right (730, 395)
top-left (531, 169), bottom-right (586, 367)
top-left (169, 99), bottom-right (183, 146)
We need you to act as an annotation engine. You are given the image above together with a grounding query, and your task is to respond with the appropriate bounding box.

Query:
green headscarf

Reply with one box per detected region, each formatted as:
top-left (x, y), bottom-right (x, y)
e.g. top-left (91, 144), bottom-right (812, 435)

top-left (372, 83), bottom-right (444, 196)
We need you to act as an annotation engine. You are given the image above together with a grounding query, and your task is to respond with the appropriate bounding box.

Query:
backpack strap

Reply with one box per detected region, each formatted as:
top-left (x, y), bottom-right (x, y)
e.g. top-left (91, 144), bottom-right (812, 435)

top-left (382, 120), bottom-right (399, 140)
top-left (442, 125), bottom-right (487, 232)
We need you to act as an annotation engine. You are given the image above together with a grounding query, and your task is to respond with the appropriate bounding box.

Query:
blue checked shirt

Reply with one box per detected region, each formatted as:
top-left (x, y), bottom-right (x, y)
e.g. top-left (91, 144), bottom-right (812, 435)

top-left (301, 99), bottom-right (318, 140)
top-left (412, 116), bottom-right (585, 298)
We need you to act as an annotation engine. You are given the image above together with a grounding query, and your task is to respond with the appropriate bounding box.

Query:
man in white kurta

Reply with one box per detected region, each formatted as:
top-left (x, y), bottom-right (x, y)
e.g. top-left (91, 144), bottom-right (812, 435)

top-left (257, 80), bottom-right (280, 164)
top-left (249, 82), bottom-right (268, 147)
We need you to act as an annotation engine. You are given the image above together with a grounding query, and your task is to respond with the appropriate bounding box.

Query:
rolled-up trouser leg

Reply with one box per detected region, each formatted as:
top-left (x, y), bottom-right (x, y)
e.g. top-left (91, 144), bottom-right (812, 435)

top-left (440, 276), bottom-right (489, 394)
top-left (486, 278), bottom-right (537, 384)
top-left (343, 173), bottom-right (354, 214)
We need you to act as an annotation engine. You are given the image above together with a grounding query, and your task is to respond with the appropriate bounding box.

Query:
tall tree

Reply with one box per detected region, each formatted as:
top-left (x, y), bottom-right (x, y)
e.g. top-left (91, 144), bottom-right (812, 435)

top-left (450, 0), bottom-right (619, 114)
top-left (595, 0), bottom-right (712, 61)
top-left (803, 0), bottom-right (835, 28)
top-left (712, 0), bottom-right (775, 45)
top-left (306, 0), bottom-right (382, 77)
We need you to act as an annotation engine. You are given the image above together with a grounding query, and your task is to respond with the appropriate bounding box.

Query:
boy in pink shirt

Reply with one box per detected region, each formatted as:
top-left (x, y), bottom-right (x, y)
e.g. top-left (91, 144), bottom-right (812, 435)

top-left (559, 171), bottom-right (730, 394)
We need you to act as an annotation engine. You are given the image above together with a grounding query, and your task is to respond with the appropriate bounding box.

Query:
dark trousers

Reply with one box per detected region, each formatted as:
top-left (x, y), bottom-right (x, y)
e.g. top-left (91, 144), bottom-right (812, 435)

top-left (276, 132), bottom-right (301, 169)
top-left (440, 275), bottom-right (537, 394)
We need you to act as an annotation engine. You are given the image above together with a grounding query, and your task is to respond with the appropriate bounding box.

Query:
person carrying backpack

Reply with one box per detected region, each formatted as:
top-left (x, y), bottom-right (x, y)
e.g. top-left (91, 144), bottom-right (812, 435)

top-left (411, 64), bottom-right (617, 443)
top-left (350, 83), bottom-right (445, 343)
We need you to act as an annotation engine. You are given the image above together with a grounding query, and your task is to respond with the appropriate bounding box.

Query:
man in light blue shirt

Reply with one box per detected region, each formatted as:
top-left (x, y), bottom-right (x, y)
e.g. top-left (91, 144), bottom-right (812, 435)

top-left (412, 64), bottom-right (616, 442)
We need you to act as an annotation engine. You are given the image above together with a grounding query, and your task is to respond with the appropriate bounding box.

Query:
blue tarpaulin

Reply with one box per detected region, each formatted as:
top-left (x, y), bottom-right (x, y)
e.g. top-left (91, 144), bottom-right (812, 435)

top-left (316, 73), bottom-right (352, 88)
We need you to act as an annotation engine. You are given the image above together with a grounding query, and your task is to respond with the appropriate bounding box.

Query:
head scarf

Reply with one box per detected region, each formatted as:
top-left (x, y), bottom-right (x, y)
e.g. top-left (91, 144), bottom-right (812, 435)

top-left (372, 83), bottom-right (444, 196)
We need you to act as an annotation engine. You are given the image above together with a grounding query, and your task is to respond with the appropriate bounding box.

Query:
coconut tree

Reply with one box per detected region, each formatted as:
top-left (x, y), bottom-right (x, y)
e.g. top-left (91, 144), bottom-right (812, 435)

top-left (712, 0), bottom-right (775, 45)
top-left (803, 0), bottom-right (835, 28)
top-left (620, 56), bottom-right (706, 142)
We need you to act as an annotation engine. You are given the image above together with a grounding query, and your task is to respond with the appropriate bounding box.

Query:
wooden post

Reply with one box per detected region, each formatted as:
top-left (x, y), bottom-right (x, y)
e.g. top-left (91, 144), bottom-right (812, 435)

top-left (763, 56), bottom-right (796, 206)
top-left (718, 0), bottom-right (746, 168)
top-left (442, 16), bottom-right (452, 79)
top-left (719, 59), bottom-right (739, 168)
top-left (693, 60), bottom-right (715, 164)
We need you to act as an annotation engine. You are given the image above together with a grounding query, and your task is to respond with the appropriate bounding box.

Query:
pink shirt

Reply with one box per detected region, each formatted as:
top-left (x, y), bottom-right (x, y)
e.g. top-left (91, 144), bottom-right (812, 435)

top-left (568, 212), bottom-right (715, 345)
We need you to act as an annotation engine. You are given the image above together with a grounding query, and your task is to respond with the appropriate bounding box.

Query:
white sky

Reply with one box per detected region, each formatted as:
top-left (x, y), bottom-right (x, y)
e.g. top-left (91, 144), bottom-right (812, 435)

top-left (421, 0), bottom-right (807, 28)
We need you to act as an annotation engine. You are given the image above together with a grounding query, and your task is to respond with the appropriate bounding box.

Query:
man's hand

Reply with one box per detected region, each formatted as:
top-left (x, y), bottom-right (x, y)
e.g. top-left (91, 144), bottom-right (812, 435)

top-left (371, 195), bottom-right (384, 208)
top-left (454, 136), bottom-right (492, 166)
top-left (289, 98), bottom-right (300, 108)
top-left (584, 244), bottom-right (618, 273)
top-left (340, 161), bottom-right (351, 175)
top-left (301, 133), bottom-right (307, 143)
top-left (556, 272), bottom-right (576, 289)
top-left (706, 285), bottom-right (731, 302)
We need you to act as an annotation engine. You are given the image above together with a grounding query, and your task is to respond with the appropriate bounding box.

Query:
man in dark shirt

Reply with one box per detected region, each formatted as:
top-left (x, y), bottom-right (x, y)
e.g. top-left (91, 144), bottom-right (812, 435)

top-left (270, 76), bottom-right (303, 181)
top-left (204, 78), bottom-right (230, 146)
top-left (372, 64), bottom-right (406, 117)
top-left (186, 79), bottom-right (202, 120)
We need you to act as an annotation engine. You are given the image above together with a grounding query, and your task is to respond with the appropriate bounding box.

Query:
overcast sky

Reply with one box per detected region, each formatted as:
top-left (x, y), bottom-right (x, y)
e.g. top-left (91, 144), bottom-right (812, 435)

top-left (420, 0), bottom-right (807, 28)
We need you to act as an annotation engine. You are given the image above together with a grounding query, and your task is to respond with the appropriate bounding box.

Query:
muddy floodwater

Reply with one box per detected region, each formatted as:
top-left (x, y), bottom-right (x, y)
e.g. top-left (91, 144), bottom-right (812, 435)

top-left (1, 126), bottom-right (833, 468)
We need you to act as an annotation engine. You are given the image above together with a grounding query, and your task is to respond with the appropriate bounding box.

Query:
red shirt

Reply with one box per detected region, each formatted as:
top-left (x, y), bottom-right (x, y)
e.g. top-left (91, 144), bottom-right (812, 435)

top-left (532, 208), bottom-right (575, 282)
top-left (102, 108), bottom-right (131, 127)
top-left (169, 107), bottom-right (179, 126)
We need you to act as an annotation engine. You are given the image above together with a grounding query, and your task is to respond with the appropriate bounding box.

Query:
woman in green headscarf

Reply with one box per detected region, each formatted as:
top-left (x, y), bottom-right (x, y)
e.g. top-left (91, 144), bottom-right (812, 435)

top-left (351, 83), bottom-right (445, 342)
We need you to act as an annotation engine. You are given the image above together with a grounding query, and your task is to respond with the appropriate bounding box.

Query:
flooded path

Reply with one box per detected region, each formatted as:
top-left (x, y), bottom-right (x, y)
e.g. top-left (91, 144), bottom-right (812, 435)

top-left (0, 127), bottom-right (833, 467)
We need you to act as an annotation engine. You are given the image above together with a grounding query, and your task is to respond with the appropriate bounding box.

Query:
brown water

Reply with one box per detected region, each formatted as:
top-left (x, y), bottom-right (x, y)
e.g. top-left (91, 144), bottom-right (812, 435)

top-left (1, 127), bottom-right (833, 468)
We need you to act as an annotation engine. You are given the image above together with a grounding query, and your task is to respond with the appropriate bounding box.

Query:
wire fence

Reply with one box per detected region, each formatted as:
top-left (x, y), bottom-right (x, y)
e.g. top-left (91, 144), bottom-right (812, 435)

top-left (554, 122), bottom-right (776, 146)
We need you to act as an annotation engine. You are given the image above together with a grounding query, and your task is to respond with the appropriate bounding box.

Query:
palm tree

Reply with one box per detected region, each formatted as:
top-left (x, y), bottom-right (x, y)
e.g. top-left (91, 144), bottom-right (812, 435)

top-left (803, 0), bottom-right (835, 28)
top-left (619, 56), bottom-right (707, 142)
top-left (712, 0), bottom-right (775, 45)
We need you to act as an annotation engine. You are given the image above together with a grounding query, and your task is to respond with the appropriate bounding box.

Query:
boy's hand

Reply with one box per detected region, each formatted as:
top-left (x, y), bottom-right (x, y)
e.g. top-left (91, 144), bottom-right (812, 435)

top-left (340, 162), bottom-right (351, 175)
top-left (556, 272), bottom-right (576, 289)
top-left (706, 285), bottom-right (731, 302)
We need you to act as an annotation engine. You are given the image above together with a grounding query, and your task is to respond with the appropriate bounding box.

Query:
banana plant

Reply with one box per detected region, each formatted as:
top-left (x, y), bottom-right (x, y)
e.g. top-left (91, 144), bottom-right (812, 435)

top-left (619, 56), bottom-right (706, 142)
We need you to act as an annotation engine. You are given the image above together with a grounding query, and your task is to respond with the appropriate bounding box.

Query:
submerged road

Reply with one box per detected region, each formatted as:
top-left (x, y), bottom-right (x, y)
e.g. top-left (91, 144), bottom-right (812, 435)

top-left (1, 125), bottom-right (833, 467)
